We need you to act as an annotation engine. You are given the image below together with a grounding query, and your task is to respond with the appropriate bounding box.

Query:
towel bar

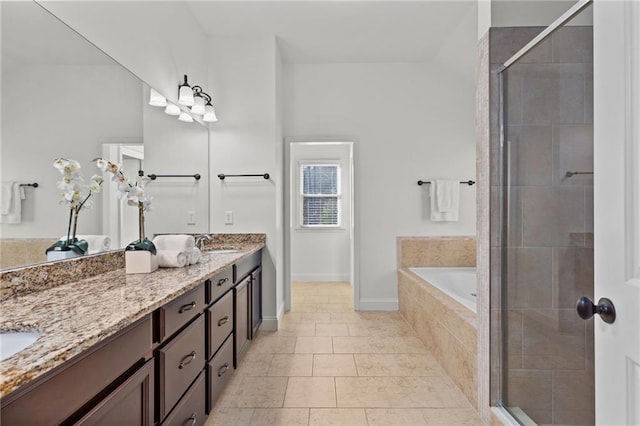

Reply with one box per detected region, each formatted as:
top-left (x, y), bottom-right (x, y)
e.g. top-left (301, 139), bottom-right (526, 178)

top-left (19, 183), bottom-right (39, 188)
top-left (417, 180), bottom-right (475, 186)
top-left (217, 173), bottom-right (270, 180)
top-left (145, 174), bottom-right (201, 181)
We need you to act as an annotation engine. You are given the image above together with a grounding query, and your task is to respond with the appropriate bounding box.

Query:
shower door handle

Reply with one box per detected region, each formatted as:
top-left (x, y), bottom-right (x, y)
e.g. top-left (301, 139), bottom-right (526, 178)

top-left (576, 296), bottom-right (616, 324)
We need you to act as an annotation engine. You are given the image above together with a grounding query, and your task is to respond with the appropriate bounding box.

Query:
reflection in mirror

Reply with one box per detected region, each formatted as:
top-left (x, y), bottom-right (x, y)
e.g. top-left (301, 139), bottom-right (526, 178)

top-left (0, 1), bottom-right (209, 270)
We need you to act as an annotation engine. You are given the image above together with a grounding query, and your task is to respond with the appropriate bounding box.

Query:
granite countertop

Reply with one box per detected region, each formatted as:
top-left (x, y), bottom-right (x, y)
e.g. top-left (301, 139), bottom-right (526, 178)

top-left (0, 241), bottom-right (263, 398)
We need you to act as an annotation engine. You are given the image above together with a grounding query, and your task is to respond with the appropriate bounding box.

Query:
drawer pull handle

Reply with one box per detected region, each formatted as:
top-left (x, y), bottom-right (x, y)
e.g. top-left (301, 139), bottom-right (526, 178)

top-left (217, 277), bottom-right (228, 286)
top-left (178, 301), bottom-right (196, 313)
top-left (218, 316), bottom-right (229, 326)
top-left (218, 363), bottom-right (229, 377)
top-left (188, 413), bottom-right (197, 425)
top-left (178, 351), bottom-right (197, 369)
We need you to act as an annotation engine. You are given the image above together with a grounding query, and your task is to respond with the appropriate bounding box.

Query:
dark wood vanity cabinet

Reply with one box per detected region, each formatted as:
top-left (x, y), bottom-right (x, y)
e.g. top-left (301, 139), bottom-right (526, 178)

top-left (234, 274), bottom-right (251, 366)
top-left (251, 266), bottom-right (263, 336)
top-left (0, 315), bottom-right (153, 426)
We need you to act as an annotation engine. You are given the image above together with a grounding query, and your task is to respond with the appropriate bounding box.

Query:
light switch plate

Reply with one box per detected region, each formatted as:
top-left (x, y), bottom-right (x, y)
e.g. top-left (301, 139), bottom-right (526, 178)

top-left (224, 211), bottom-right (233, 225)
top-left (187, 211), bottom-right (196, 225)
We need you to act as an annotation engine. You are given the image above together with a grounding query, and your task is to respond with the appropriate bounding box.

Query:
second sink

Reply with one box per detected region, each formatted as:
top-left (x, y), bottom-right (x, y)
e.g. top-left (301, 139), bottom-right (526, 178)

top-left (0, 330), bottom-right (42, 361)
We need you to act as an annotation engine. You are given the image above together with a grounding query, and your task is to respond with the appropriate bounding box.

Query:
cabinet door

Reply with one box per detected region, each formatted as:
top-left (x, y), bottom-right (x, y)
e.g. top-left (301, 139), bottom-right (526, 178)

top-left (161, 372), bottom-right (206, 426)
top-left (251, 266), bottom-right (262, 338)
top-left (234, 276), bottom-right (250, 367)
top-left (75, 358), bottom-right (154, 426)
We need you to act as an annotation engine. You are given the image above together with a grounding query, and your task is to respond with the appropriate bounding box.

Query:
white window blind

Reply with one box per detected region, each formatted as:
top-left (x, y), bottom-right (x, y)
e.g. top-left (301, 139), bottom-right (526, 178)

top-left (300, 164), bottom-right (340, 227)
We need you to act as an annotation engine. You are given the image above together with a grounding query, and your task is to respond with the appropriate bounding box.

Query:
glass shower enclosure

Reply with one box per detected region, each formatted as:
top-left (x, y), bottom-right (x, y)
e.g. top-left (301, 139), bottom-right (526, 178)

top-left (492, 3), bottom-right (595, 425)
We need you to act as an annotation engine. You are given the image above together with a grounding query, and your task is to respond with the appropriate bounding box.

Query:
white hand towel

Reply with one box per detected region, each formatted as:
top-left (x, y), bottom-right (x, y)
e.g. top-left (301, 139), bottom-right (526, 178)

top-left (0, 183), bottom-right (25, 224)
top-left (429, 179), bottom-right (460, 222)
top-left (157, 250), bottom-right (188, 268)
top-left (152, 235), bottom-right (195, 252)
top-left (187, 247), bottom-right (202, 265)
top-left (1, 181), bottom-right (14, 214)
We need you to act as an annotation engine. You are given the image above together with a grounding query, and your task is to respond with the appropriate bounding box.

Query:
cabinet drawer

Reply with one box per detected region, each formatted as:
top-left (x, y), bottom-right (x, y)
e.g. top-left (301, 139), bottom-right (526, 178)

top-left (207, 334), bottom-right (234, 412)
top-left (206, 290), bottom-right (233, 360)
top-left (235, 250), bottom-right (261, 283)
top-left (158, 315), bottom-right (205, 419)
top-left (1, 315), bottom-right (152, 426)
top-left (76, 358), bottom-right (154, 426)
top-left (161, 371), bottom-right (206, 426)
top-left (159, 283), bottom-right (205, 341)
top-left (206, 267), bottom-right (233, 304)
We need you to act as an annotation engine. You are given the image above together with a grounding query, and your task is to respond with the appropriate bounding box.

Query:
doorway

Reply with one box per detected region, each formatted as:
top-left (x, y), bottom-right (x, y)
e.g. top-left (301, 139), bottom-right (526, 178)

top-left (285, 141), bottom-right (355, 313)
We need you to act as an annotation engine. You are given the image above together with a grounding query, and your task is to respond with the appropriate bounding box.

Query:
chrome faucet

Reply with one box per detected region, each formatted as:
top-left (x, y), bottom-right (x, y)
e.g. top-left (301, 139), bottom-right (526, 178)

top-left (194, 233), bottom-right (212, 250)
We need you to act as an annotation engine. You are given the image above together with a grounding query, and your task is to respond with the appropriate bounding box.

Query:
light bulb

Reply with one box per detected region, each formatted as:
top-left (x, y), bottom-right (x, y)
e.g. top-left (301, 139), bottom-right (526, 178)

top-left (178, 75), bottom-right (194, 106)
top-left (164, 104), bottom-right (181, 116)
top-left (178, 112), bottom-right (193, 122)
top-left (149, 88), bottom-right (167, 107)
top-left (191, 96), bottom-right (205, 115)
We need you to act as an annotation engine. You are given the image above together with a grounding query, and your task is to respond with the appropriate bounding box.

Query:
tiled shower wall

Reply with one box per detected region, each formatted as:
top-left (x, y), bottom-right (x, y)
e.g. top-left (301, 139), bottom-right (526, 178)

top-left (489, 27), bottom-right (594, 425)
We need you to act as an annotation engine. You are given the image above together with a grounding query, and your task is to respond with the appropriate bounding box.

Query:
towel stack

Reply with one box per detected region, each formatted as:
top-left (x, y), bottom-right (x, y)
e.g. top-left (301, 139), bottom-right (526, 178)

top-left (152, 235), bottom-right (202, 268)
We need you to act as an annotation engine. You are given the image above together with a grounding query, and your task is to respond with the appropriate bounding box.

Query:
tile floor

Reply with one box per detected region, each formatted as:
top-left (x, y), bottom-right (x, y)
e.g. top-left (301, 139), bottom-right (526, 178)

top-left (206, 282), bottom-right (484, 425)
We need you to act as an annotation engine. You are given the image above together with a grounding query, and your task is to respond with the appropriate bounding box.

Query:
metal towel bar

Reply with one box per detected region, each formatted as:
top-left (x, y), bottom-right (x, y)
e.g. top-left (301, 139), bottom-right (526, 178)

top-left (417, 180), bottom-right (475, 186)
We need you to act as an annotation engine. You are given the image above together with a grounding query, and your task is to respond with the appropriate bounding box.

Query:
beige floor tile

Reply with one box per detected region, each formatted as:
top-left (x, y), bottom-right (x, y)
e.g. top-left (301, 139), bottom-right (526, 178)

top-left (348, 321), bottom-right (416, 337)
top-left (365, 408), bottom-right (428, 425)
top-left (315, 323), bottom-right (349, 337)
top-left (205, 407), bottom-right (254, 425)
top-left (313, 354), bottom-right (357, 376)
top-left (284, 377), bottom-right (337, 408)
top-left (268, 354), bottom-right (313, 376)
top-left (316, 303), bottom-right (353, 313)
top-left (422, 408), bottom-right (484, 425)
top-left (291, 303), bottom-right (318, 313)
top-left (309, 408), bottom-right (368, 426)
top-left (354, 353), bottom-right (445, 376)
top-left (251, 334), bottom-right (297, 354)
top-left (249, 408), bottom-right (309, 426)
top-left (276, 323), bottom-right (316, 336)
top-left (336, 376), bottom-right (470, 408)
top-left (330, 312), bottom-right (365, 323)
top-left (333, 337), bottom-right (427, 354)
top-left (218, 376), bottom-right (288, 408)
top-left (302, 312), bottom-right (332, 322)
top-left (329, 295), bottom-right (353, 304)
top-left (236, 353), bottom-right (274, 376)
top-left (295, 336), bottom-right (333, 354)
top-left (302, 295), bottom-right (331, 304)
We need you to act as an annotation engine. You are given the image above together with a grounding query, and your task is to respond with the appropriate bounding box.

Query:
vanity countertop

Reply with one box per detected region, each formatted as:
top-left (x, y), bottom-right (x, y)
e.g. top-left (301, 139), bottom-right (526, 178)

top-left (0, 242), bottom-right (264, 398)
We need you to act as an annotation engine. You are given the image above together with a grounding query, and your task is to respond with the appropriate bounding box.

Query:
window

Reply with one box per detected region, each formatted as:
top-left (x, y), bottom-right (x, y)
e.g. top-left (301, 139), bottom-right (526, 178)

top-left (300, 163), bottom-right (341, 227)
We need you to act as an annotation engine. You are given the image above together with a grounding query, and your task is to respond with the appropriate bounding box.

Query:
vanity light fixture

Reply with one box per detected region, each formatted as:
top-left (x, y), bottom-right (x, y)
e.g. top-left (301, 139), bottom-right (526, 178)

top-left (178, 112), bottom-right (194, 123)
top-left (148, 88), bottom-right (167, 107)
top-left (203, 102), bottom-right (218, 122)
top-left (164, 103), bottom-right (181, 116)
top-left (178, 75), bottom-right (194, 106)
top-left (191, 95), bottom-right (206, 115)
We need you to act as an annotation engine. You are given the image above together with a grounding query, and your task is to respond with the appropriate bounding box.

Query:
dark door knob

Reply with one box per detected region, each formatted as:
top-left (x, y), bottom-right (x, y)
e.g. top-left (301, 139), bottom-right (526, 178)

top-left (576, 296), bottom-right (616, 324)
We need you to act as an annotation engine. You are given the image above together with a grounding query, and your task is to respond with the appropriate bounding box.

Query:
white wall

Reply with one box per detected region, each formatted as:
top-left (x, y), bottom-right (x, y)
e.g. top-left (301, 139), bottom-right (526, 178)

top-left (38, 1), bottom-right (209, 105)
top-left (290, 143), bottom-right (352, 283)
top-left (284, 62), bottom-right (476, 310)
top-left (208, 36), bottom-right (283, 329)
top-left (1, 64), bottom-right (142, 238)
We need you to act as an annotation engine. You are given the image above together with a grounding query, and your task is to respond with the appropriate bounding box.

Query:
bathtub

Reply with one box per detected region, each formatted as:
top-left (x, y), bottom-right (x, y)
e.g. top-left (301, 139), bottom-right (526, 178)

top-left (408, 267), bottom-right (477, 313)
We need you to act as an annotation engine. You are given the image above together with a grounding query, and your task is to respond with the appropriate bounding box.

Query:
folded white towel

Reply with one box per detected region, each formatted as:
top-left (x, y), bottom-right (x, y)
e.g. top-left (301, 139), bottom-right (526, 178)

top-left (187, 247), bottom-right (202, 265)
top-left (1, 181), bottom-right (14, 214)
top-left (157, 250), bottom-right (188, 268)
top-left (429, 179), bottom-right (460, 222)
top-left (0, 183), bottom-right (25, 224)
top-left (152, 235), bottom-right (195, 252)
top-left (59, 235), bottom-right (111, 254)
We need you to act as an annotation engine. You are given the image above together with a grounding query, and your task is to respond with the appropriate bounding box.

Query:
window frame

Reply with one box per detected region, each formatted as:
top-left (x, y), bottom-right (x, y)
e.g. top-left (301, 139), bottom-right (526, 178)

top-left (298, 160), bottom-right (342, 229)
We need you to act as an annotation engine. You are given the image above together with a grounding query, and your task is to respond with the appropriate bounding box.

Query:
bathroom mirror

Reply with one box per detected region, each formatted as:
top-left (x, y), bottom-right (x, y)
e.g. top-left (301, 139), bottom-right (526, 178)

top-left (0, 1), bottom-right (209, 270)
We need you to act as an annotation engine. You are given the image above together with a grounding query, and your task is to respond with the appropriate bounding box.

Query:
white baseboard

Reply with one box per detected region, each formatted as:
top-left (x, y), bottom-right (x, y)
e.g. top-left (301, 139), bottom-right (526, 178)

top-left (260, 303), bottom-right (286, 332)
top-left (292, 273), bottom-right (350, 282)
top-left (357, 298), bottom-right (398, 311)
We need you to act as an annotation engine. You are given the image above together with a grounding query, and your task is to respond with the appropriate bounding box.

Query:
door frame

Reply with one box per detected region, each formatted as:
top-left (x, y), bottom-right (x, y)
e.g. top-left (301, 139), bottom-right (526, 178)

top-left (284, 138), bottom-right (358, 312)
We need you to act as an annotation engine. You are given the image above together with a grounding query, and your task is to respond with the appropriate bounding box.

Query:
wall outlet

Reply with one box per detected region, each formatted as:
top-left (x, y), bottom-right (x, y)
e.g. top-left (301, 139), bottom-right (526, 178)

top-left (187, 211), bottom-right (196, 225)
top-left (224, 211), bottom-right (233, 225)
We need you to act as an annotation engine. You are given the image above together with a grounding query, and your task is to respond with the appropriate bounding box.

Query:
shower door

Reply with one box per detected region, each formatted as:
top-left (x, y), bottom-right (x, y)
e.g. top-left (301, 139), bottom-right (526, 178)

top-left (498, 6), bottom-right (595, 425)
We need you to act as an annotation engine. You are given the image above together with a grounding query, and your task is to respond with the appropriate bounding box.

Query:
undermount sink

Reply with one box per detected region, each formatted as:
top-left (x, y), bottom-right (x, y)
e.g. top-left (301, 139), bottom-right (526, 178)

top-left (0, 330), bottom-right (41, 361)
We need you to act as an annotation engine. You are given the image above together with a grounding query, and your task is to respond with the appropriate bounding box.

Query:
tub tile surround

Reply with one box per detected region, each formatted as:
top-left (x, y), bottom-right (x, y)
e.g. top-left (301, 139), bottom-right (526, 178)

top-left (397, 236), bottom-right (479, 411)
top-left (480, 26), bottom-right (595, 425)
top-left (0, 234), bottom-right (265, 398)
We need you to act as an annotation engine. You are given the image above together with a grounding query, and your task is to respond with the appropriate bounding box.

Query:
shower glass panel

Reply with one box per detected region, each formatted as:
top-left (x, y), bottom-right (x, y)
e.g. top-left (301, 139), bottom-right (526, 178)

top-left (498, 6), bottom-right (594, 425)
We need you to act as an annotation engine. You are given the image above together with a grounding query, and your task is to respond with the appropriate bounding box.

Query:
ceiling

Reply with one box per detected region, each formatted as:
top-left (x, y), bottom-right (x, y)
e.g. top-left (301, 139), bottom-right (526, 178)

top-left (186, 1), bottom-right (477, 64)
